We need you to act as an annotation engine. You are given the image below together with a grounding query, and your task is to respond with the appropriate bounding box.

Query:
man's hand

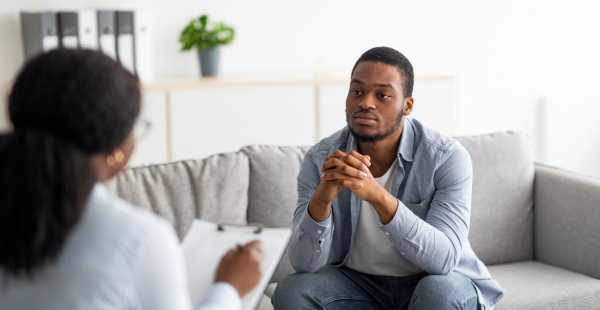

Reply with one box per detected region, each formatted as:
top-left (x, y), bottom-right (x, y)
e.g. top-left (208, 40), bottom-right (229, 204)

top-left (309, 150), bottom-right (399, 224)
top-left (214, 240), bottom-right (265, 297)
top-left (308, 150), bottom-right (371, 222)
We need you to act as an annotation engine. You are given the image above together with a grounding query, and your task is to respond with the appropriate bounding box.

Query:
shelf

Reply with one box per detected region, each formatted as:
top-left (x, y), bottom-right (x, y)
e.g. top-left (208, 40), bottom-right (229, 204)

top-left (141, 74), bottom-right (454, 91)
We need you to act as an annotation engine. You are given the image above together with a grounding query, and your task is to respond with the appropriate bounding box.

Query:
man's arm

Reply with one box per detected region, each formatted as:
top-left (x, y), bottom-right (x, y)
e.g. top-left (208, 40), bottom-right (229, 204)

top-left (288, 150), bottom-right (333, 273)
top-left (288, 149), bottom-right (369, 273)
top-left (379, 143), bottom-right (473, 275)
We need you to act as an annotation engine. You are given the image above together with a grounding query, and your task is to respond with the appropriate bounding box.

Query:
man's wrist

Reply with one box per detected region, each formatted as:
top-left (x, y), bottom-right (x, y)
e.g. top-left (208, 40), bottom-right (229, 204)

top-left (370, 190), bottom-right (399, 225)
top-left (308, 195), bottom-right (332, 222)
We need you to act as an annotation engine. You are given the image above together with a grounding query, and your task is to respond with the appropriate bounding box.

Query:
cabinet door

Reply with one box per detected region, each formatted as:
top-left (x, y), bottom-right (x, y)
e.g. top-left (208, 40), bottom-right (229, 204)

top-left (129, 90), bottom-right (169, 166)
top-left (170, 85), bottom-right (316, 161)
top-left (318, 79), bottom-right (456, 140)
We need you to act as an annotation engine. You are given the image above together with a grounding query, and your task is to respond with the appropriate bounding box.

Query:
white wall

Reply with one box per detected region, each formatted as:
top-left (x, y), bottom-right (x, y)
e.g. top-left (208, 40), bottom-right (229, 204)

top-left (1, 0), bottom-right (599, 175)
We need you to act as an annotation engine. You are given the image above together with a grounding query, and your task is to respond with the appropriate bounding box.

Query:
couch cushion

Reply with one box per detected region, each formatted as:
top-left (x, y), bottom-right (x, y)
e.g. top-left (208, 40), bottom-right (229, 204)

top-left (454, 132), bottom-right (535, 265)
top-left (106, 153), bottom-right (250, 240)
top-left (240, 145), bottom-right (310, 282)
top-left (489, 261), bottom-right (600, 309)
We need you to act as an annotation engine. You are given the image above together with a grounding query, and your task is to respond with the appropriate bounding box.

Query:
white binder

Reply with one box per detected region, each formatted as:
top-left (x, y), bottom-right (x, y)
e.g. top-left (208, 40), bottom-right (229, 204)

top-left (97, 11), bottom-right (117, 60)
top-left (116, 11), bottom-right (135, 73)
top-left (20, 12), bottom-right (59, 61)
top-left (182, 220), bottom-right (292, 310)
top-left (133, 9), bottom-right (154, 82)
top-left (57, 12), bottom-right (79, 49)
top-left (77, 10), bottom-right (98, 50)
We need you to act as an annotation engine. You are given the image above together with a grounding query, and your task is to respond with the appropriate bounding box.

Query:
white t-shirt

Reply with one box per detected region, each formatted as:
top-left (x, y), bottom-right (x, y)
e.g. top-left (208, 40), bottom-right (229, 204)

top-left (345, 158), bottom-right (423, 276)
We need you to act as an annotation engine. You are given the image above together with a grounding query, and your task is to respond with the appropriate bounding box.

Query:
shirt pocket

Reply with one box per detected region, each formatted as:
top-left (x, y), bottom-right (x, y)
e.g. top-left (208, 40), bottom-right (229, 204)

top-left (403, 194), bottom-right (434, 220)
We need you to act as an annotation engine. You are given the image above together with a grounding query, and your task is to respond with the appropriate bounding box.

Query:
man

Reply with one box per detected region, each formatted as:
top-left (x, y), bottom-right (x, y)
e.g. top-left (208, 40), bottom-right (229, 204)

top-left (272, 47), bottom-right (504, 310)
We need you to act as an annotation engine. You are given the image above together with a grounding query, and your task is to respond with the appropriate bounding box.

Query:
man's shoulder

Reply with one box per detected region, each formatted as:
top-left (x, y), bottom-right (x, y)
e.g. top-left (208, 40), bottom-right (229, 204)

top-left (410, 118), bottom-right (462, 155)
top-left (306, 126), bottom-right (351, 159)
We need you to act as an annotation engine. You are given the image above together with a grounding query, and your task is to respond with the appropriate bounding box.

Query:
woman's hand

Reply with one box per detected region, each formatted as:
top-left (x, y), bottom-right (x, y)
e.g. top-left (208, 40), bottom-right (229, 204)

top-left (214, 240), bottom-right (265, 297)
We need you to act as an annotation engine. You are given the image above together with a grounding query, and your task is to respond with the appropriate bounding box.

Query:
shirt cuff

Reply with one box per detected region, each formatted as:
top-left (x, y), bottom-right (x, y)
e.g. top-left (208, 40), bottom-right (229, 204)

top-left (299, 205), bottom-right (332, 241)
top-left (379, 199), bottom-right (419, 241)
top-left (196, 282), bottom-right (242, 310)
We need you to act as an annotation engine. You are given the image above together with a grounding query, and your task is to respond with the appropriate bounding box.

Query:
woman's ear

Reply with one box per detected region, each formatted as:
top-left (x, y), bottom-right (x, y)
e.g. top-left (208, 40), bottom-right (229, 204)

top-left (89, 130), bottom-right (136, 183)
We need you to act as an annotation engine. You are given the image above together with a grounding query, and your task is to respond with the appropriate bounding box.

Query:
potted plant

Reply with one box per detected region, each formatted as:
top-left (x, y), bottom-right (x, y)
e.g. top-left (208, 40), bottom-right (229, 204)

top-left (179, 15), bottom-right (235, 76)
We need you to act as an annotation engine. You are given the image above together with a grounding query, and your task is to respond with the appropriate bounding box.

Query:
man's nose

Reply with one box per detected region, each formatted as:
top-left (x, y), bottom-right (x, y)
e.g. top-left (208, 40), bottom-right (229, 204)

top-left (358, 94), bottom-right (376, 110)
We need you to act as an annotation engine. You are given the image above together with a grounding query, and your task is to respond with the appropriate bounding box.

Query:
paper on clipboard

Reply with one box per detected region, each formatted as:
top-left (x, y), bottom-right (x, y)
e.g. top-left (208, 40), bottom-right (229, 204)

top-left (181, 220), bottom-right (292, 310)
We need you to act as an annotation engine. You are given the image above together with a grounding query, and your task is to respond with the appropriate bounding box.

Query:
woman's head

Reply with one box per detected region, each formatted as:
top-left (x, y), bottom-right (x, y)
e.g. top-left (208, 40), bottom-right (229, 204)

top-left (0, 49), bottom-right (140, 277)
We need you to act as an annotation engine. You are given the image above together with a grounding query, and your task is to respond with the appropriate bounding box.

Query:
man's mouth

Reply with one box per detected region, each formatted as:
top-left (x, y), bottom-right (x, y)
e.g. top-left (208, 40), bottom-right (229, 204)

top-left (354, 112), bottom-right (377, 125)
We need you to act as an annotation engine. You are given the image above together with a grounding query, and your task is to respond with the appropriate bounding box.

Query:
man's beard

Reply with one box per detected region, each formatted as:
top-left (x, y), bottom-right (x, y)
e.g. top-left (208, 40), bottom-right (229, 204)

top-left (348, 109), bottom-right (404, 143)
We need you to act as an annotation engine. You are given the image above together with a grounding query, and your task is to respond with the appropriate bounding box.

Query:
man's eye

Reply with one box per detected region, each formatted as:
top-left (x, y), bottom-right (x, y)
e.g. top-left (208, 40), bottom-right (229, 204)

top-left (380, 94), bottom-right (390, 99)
top-left (351, 90), bottom-right (361, 95)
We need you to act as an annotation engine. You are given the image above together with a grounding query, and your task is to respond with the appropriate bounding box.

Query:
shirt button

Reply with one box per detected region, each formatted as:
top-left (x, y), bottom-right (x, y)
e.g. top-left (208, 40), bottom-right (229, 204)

top-left (317, 230), bottom-right (322, 234)
top-left (401, 253), bottom-right (405, 255)
top-left (317, 250), bottom-right (320, 253)
top-left (385, 232), bottom-right (390, 236)
top-left (326, 224), bottom-right (330, 228)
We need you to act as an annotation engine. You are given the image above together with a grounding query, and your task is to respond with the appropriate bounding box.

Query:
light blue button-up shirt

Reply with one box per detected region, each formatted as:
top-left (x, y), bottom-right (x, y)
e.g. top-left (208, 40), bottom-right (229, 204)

top-left (288, 118), bottom-right (505, 309)
top-left (0, 184), bottom-right (240, 310)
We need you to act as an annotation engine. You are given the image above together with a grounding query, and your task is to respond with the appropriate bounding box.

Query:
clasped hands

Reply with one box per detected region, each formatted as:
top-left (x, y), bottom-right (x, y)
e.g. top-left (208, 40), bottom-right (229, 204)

top-left (309, 150), bottom-right (398, 224)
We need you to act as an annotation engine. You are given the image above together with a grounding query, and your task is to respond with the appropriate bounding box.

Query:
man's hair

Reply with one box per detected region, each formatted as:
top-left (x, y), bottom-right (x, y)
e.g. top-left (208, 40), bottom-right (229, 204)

top-left (351, 46), bottom-right (414, 98)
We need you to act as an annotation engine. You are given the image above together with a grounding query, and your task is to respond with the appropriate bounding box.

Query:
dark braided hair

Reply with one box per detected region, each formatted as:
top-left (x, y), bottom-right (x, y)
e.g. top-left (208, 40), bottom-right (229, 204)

top-left (351, 46), bottom-right (414, 98)
top-left (0, 49), bottom-right (140, 277)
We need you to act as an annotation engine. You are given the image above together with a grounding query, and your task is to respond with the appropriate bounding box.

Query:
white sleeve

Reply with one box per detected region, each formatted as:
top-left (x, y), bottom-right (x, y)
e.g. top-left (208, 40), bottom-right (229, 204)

top-left (133, 220), bottom-right (193, 310)
top-left (132, 219), bottom-right (242, 310)
top-left (196, 282), bottom-right (242, 310)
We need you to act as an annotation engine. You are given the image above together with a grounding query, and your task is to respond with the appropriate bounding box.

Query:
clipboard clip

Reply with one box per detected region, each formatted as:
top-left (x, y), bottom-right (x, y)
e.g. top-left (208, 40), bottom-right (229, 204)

top-left (217, 223), bottom-right (264, 234)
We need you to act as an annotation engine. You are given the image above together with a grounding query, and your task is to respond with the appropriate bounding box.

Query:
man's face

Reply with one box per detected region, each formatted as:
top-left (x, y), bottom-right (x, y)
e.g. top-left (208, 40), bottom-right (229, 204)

top-left (346, 61), bottom-right (409, 143)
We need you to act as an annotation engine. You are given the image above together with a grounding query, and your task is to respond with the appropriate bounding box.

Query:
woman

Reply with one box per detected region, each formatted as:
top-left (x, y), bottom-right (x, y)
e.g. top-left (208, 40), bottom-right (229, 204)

top-left (0, 49), bottom-right (263, 310)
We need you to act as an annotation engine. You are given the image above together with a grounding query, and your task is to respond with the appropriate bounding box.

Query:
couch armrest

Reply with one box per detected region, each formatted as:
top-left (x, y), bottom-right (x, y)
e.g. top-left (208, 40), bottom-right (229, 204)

top-left (534, 164), bottom-right (600, 279)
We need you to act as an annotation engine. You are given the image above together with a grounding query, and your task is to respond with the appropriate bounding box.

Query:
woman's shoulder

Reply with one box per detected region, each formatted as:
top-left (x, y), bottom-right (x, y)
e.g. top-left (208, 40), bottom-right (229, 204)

top-left (59, 183), bottom-right (180, 278)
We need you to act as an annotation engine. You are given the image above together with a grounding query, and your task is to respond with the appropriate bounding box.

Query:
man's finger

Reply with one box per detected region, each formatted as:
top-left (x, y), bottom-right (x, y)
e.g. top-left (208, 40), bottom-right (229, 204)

top-left (348, 150), bottom-right (371, 167)
top-left (324, 165), bottom-right (367, 179)
top-left (336, 179), bottom-right (363, 189)
top-left (322, 171), bottom-right (365, 183)
top-left (322, 155), bottom-right (369, 173)
top-left (324, 149), bottom-right (347, 162)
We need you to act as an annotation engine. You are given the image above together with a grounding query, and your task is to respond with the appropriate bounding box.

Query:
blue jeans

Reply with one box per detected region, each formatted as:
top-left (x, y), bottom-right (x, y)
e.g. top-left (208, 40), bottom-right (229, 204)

top-left (272, 266), bottom-right (479, 310)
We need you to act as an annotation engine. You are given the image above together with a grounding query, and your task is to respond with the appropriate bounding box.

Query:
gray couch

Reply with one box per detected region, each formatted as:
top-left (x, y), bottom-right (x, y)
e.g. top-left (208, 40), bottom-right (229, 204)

top-left (107, 132), bottom-right (600, 309)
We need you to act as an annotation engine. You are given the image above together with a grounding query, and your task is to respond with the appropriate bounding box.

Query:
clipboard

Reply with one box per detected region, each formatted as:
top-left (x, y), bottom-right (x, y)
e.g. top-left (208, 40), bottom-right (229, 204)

top-left (181, 220), bottom-right (292, 310)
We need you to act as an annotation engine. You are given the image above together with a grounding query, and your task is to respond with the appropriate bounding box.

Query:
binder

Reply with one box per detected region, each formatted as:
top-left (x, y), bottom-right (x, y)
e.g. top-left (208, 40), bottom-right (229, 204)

top-left (77, 10), bottom-right (98, 50)
top-left (57, 12), bottom-right (79, 49)
top-left (97, 11), bottom-right (117, 60)
top-left (182, 220), bottom-right (292, 310)
top-left (20, 12), bottom-right (59, 61)
top-left (116, 11), bottom-right (136, 74)
top-left (133, 9), bottom-right (154, 82)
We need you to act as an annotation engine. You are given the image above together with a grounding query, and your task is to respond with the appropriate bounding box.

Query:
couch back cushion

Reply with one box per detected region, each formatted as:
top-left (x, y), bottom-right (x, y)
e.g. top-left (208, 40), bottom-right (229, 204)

top-left (455, 132), bottom-right (535, 264)
top-left (241, 145), bottom-right (310, 282)
top-left (106, 153), bottom-right (250, 240)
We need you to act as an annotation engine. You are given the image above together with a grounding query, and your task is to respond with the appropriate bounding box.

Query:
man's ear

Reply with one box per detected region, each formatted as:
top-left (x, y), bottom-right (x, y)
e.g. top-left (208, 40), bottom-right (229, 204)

top-left (404, 97), bottom-right (414, 116)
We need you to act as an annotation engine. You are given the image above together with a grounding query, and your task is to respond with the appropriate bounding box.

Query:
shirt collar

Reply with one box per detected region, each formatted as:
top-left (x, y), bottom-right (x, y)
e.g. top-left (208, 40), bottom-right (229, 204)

top-left (398, 118), bottom-right (414, 162)
top-left (345, 118), bottom-right (414, 162)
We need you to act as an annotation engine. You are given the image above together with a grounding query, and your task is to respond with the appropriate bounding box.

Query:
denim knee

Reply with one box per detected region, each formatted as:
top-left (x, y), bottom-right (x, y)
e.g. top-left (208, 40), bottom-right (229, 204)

top-left (272, 273), bottom-right (322, 310)
top-left (409, 272), bottom-right (478, 310)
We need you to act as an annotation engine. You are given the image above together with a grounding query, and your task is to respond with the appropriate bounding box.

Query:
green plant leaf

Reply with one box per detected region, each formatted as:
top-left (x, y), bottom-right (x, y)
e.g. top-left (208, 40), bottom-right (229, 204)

top-left (179, 14), bottom-right (236, 52)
